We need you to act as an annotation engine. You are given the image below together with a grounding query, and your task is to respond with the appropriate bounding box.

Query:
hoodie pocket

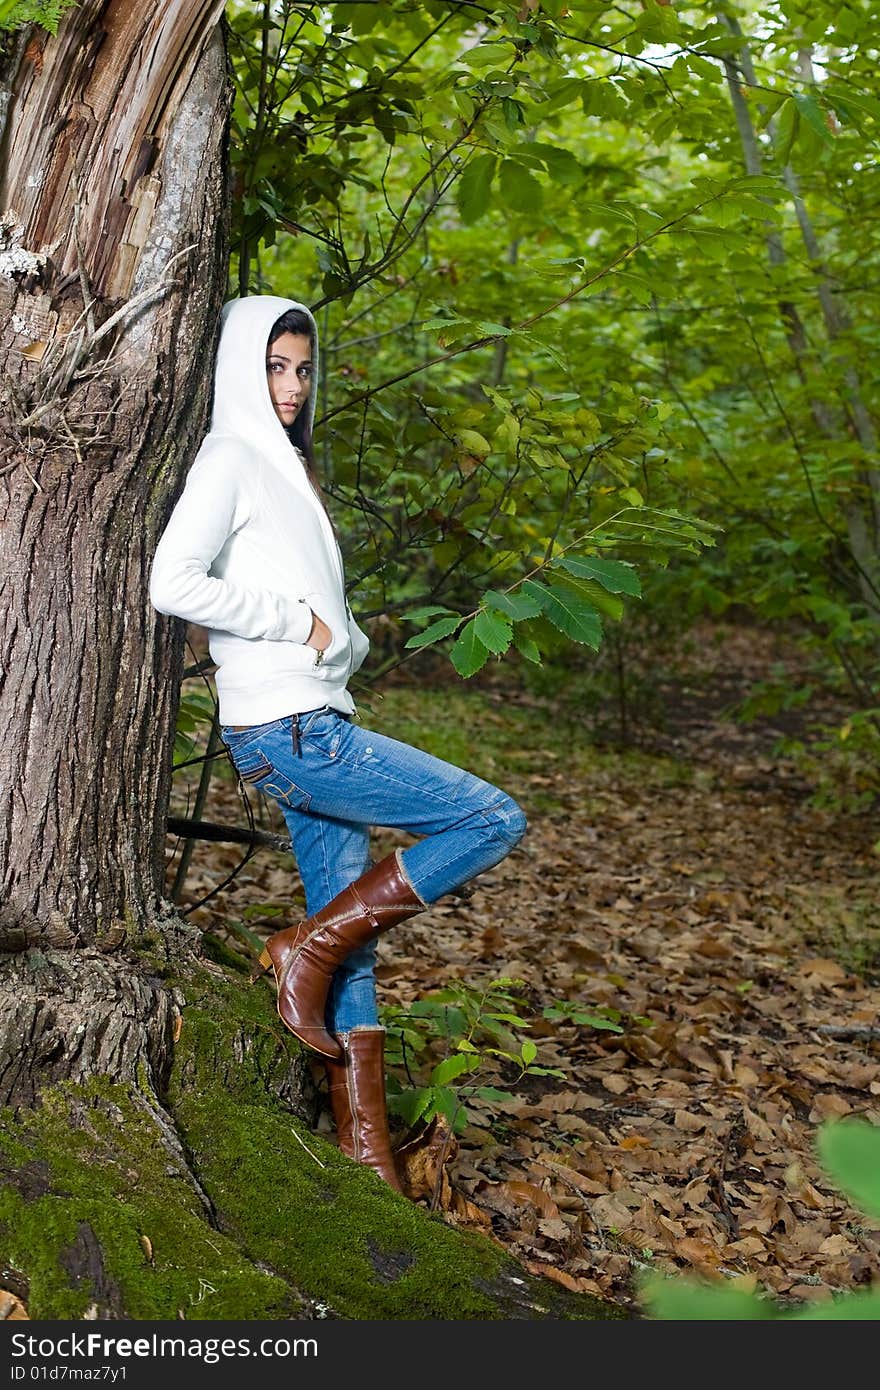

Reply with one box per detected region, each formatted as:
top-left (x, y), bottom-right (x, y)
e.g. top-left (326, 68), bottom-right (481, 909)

top-left (303, 591), bottom-right (351, 673)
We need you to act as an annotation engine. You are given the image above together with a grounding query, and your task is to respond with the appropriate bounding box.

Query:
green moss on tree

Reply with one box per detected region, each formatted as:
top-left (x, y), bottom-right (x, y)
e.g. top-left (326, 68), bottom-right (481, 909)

top-left (0, 954), bottom-right (626, 1321)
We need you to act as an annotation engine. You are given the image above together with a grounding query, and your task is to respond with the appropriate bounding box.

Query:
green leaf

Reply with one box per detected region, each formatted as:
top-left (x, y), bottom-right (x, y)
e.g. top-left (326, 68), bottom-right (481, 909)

top-left (225, 920), bottom-right (268, 955)
top-left (521, 1039), bottom-right (537, 1065)
top-left (472, 1086), bottom-right (519, 1104)
top-left (557, 554), bottom-right (642, 597)
top-left (537, 77), bottom-right (583, 114)
top-left (431, 1053), bottom-right (475, 1086)
top-left (755, 88), bottom-right (789, 130)
top-left (404, 605), bottom-right (458, 623)
top-left (241, 901), bottom-right (286, 922)
top-left (775, 98), bottom-right (800, 165)
top-left (450, 620), bottom-right (492, 677)
top-left (521, 580), bottom-right (603, 649)
top-left (420, 317), bottom-right (469, 336)
top-left (528, 140), bottom-right (583, 185)
top-left (825, 84), bottom-right (880, 130)
top-left (494, 412), bottom-right (521, 457)
top-left (483, 588), bottom-right (543, 621)
top-left (0, 0), bottom-right (79, 34)
top-left (404, 615), bottom-right (463, 649)
top-left (484, 1047), bottom-right (524, 1064)
top-left (387, 1086), bottom-right (436, 1127)
top-left (793, 90), bottom-right (832, 142)
top-left (543, 1002), bottom-right (625, 1031)
top-left (550, 571), bottom-right (625, 622)
top-left (641, 1274), bottom-right (776, 1321)
top-left (465, 41), bottom-right (513, 68)
top-left (499, 159), bottom-right (543, 213)
top-left (570, 1012), bottom-right (622, 1033)
top-left (512, 628), bottom-right (542, 664)
top-left (688, 53), bottom-right (721, 84)
top-left (457, 153), bottom-right (497, 225)
top-left (474, 608), bottom-right (513, 654)
top-left (817, 1119), bottom-right (880, 1220)
top-left (431, 1085), bottom-right (468, 1131)
top-left (618, 486), bottom-right (644, 507)
top-left (502, 96), bottom-right (525, 131)
top-left (457, 428), bottom-right (492, 459)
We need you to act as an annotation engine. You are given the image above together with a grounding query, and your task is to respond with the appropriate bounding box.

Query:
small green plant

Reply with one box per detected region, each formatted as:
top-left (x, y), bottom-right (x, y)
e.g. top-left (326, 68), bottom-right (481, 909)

top-left (382, 979), bottom-right (644, 1135)
top-left (543, 1001), bottom-right (651, 1031)
top-left (383, 977), bottom-right (560, 1134)
top-left (772, 710), bottom-right (880, 816)
top-left (731, 675), bottom-right (880, 816)
top-left (641, 1118), bottom-right (880, 1320)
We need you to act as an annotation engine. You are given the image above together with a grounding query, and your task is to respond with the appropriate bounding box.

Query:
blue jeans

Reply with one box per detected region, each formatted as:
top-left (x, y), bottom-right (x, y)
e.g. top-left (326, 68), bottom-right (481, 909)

top-left (219, 705), bottom-right (528, 1033)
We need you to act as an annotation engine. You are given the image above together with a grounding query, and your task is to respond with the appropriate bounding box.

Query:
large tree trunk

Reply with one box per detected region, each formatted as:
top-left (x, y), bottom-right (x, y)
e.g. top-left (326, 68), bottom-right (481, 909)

top-left (0, 0), bottom-right (232, 1275)
top-left (0, 0), bottom-right (227, 954)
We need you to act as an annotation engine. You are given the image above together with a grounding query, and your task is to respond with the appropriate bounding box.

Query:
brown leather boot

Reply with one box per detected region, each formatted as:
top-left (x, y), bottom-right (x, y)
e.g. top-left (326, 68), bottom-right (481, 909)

top-left (254, 849), bottom-right (425, 1060)
top-left (324, 1026), bottom-right (403, 1191)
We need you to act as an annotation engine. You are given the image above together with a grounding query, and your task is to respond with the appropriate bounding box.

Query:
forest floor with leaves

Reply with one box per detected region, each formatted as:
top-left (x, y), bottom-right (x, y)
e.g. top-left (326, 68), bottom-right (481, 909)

top-left (170, 617), bottom-right (880, 1316)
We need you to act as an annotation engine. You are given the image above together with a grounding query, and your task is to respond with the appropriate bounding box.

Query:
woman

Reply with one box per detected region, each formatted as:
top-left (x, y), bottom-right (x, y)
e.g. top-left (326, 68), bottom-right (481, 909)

top-left (149, 294), bottom-right (527, 1192)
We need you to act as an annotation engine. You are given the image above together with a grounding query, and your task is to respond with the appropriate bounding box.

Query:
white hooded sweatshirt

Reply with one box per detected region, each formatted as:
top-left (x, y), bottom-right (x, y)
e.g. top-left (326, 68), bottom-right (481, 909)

top-left (148, 294), bottom-right (370, 725)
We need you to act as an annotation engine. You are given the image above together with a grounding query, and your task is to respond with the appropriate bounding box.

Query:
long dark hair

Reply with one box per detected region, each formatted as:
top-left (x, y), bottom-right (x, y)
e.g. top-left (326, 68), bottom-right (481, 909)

top-left (267, 309), bottom-right (341, 542)
top-left (267, 308), bottom-right (324, 497)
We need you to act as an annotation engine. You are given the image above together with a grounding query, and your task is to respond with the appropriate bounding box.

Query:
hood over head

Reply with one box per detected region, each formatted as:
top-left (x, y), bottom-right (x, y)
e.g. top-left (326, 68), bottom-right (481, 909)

top-left (207, 294), bottom-right (320, 473)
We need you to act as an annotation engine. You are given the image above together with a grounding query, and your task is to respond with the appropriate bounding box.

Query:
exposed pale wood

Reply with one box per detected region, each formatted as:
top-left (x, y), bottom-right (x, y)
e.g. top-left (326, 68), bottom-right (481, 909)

top-left (0, 0), bottom-right (227, 299)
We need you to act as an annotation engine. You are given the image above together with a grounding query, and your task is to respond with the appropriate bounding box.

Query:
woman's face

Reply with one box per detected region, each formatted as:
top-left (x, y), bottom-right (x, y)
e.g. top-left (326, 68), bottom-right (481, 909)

top-left (265, 331), bottom-right (313, 427)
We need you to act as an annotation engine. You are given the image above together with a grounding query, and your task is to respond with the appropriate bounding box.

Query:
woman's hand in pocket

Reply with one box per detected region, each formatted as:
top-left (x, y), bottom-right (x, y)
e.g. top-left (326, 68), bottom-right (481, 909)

top-left (306, 610), bottom-right (332, 651)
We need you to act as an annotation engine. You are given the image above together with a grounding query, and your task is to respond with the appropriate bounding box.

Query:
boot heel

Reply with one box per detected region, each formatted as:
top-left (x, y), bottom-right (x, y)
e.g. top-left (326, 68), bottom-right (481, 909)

top-left (249, 947), bottom-right (272, 984)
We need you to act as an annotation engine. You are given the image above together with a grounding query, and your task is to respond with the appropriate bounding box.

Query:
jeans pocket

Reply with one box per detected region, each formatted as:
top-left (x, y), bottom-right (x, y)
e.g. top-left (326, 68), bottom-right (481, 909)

top-left (299, 708), bottom-right (347, 758)
top-left (231, 744), bottom-right (312, 810)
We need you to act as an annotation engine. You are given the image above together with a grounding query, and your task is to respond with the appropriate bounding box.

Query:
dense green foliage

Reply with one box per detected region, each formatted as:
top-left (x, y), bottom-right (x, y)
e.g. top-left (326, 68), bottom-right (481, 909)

top-left (382, 976), bottom-right (647, 1135)
top-left (219, 0), bottom-right (879, 811)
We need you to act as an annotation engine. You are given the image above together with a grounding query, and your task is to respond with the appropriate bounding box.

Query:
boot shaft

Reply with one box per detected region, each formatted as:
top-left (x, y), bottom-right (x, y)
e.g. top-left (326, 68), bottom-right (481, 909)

top-left (325, 1026), bottom-right (402, 1191)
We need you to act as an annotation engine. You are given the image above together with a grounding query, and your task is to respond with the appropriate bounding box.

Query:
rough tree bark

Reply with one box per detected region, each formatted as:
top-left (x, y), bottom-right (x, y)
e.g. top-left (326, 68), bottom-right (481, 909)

top-left (0, 0), bottom-right (228, 955)
top-left (0, 0), bottom-right (235, 1112)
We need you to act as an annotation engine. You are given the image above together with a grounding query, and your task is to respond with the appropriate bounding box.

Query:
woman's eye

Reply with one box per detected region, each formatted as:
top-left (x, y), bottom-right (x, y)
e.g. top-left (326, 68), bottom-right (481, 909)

top-left (298, 366), bottom-right (312, 379)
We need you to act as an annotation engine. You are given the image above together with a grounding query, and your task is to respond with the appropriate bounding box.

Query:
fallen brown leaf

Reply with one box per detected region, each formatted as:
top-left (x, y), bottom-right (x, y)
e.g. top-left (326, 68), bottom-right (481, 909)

top-left (0, 1290), bottom-right (28, 1320)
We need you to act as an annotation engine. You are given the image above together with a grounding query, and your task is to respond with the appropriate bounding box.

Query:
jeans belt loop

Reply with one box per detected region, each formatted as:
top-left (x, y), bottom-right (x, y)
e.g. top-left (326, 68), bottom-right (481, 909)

top-left (291, 714), bottom-right (302, 758)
